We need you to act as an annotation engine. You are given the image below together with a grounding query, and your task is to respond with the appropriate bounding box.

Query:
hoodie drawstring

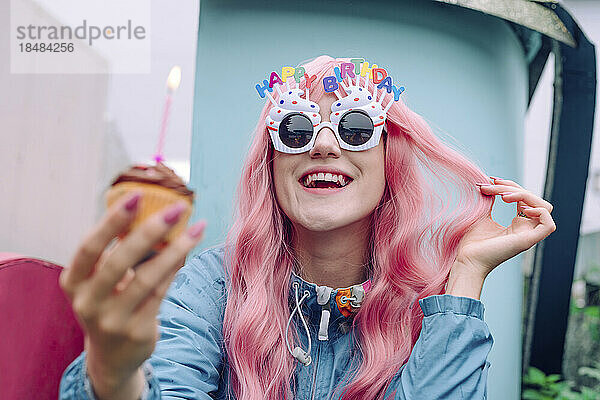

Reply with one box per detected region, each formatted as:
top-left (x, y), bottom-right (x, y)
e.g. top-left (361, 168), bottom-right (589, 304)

top-left (286, 282), bottom-right (312, 366)
top-left (316, 285), bottom-right (333, 341)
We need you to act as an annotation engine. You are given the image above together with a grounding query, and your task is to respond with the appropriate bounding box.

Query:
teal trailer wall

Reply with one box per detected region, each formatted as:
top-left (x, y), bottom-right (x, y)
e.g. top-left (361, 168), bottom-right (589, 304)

top-left (190, 1), bottom-right (527, 398)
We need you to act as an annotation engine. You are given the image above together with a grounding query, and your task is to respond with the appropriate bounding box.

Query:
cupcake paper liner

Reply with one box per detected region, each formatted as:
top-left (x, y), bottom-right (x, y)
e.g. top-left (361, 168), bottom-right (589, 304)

top-left (105, 182), bottom-right (194, 250)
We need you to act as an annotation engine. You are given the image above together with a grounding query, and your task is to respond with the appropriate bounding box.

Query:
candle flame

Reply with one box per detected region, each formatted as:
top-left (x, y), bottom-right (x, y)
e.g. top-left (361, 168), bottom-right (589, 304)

top-left (167, 66), bottom-right (182, 91)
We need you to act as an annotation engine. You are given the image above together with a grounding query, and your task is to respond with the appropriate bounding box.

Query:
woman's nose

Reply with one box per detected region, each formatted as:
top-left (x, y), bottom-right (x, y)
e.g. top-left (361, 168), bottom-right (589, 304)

top-left (309, 127), bottom-right (341, 158)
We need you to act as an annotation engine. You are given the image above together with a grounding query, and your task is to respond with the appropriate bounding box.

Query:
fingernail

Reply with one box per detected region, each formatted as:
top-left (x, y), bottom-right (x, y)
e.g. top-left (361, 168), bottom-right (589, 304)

top-left (476, 183), bottom-right (492, 188)
top-left (523, 206), bottom-right (533, 209)
top-left (499, 192), bottom-right (514, 196)
top-left (125, 193), bottom-right (141, 212)
top-left (164, 203), bottom-right (186, 225)
top-left (188, 220), bottom-right (207, 239)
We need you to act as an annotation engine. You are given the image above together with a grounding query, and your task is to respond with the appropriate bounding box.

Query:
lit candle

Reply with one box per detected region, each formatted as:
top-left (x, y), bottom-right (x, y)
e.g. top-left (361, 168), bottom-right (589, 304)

top-left (153, 66), bottom-right (182, 163)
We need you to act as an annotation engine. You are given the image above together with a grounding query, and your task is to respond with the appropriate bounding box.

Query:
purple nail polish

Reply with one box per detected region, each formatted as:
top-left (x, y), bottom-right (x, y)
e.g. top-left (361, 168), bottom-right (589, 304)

top-left (164, 204), bottom-right (185, 225)
top-left (188, 221), bottom-right (207, 238)
top-left (125, 193), bottom-right (141, 211)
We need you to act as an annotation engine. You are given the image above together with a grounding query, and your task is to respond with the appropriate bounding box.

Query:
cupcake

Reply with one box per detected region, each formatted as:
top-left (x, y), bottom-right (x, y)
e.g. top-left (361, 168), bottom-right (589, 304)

top-left (106, 162), bottom-right (194, 250)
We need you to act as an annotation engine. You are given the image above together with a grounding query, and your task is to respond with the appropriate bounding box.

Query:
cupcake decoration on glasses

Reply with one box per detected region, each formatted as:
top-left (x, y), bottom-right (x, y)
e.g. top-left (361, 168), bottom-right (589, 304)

top-left (264, 85), bottom-right (322, 154)
top-left (255, 58), bottom-right (405, 154)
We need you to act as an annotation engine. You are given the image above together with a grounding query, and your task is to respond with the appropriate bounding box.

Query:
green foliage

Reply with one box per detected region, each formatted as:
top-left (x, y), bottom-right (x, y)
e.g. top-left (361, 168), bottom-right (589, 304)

top-left (522, 366), bottom-right (600, 400)
top-left (570, 304), bottom-right (600, 341)
top-left (523, 265), bottom-right (600, 399)
top-left (583, 307), bottom-right (600, 319)
top-left (522, 367), bottom-right (574, 399)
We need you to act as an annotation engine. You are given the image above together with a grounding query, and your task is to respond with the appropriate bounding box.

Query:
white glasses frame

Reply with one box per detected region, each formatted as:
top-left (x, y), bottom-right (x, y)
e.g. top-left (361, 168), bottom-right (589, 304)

top-left (267, 109), bottom-right (385, 154)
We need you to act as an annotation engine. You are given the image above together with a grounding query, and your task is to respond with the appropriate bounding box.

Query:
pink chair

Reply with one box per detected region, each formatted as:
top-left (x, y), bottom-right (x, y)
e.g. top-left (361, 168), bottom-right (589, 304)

top-left (0, 254), bottom-right (84, 399)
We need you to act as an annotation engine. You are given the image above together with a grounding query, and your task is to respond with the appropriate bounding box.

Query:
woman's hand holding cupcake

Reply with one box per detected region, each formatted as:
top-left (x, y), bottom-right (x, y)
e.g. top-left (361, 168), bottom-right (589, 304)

top-left (59, 192), bottom-right (207, 400)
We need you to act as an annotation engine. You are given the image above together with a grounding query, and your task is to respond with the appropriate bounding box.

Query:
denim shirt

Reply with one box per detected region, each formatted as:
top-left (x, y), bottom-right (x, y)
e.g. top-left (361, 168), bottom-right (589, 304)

top-left (60, 244), bottom-right (493, 399)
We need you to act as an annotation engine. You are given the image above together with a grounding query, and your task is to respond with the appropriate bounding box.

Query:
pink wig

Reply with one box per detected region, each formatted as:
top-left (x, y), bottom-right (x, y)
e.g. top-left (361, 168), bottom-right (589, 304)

top-left (222, 55), bottom-right (493, 400)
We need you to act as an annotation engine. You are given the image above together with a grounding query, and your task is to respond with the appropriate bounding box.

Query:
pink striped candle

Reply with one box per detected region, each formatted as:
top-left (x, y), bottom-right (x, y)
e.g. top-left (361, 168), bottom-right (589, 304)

top-left (153, 66), bottom-right (181, 163)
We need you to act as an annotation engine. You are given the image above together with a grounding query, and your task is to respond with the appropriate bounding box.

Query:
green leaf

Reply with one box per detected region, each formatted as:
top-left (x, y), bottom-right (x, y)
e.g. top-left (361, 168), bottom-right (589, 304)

top-left (527, 367), bottom-right (549, 385)
top-left (522, 389), bottom-right (551, 400)
top-left (557, 392), bottom-right (581, 400)
top-left (583, 306), bottom-right (600, 319)
top-left (580, 386), bottom-right (600, 399)
top-left (548, 374), bottom-right (563, 383)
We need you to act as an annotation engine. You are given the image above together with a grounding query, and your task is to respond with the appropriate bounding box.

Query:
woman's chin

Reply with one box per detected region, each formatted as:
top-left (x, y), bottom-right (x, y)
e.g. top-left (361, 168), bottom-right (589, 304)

top-left (294, 213), bottom-right (355, 232)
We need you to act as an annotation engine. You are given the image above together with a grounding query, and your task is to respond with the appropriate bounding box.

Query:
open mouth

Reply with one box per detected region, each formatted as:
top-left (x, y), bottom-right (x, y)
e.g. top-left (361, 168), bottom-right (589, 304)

top-left (299, 172), bottom-right (354, 189)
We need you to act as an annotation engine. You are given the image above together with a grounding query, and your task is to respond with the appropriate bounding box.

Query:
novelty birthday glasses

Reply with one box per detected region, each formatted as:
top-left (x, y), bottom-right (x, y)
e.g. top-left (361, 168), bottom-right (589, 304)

top-left (255, 60), bottom-right (405, 154)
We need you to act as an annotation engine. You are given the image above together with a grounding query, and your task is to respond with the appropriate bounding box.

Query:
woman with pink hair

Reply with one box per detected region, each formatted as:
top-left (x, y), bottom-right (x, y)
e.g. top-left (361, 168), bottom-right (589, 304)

top-left (59, 56), bottom-right (556, 399)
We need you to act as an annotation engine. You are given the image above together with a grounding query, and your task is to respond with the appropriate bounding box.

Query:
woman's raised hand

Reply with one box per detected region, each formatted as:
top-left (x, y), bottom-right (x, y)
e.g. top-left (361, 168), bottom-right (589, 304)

top-left (59, 192), bottom-right (206, 399)
top-left (455, 176), bottom-right (556, 280)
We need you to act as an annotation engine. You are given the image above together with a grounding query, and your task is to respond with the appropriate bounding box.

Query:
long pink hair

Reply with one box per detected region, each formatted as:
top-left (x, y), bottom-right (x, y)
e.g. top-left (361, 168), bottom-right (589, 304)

top-left (222, 55), bottom-right (493, 400)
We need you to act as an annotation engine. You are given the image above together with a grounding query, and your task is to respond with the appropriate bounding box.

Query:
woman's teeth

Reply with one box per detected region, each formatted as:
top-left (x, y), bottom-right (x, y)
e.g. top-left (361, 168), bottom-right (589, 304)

top-left (302, 173), bottom-right (350, 188)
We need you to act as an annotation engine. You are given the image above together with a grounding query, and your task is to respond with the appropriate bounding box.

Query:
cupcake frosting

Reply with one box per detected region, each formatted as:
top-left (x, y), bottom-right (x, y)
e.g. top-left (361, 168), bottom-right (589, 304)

top-left (111, 163), bottom-right (194, 198)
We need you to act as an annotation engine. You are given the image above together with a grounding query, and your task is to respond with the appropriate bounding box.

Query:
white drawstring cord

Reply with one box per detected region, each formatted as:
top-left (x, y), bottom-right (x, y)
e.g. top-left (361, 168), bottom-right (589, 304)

top-left (339, 295), bottom-right (356, 304)
top-left (285, 282), bottom-right (312, 366)
top-left (316, 285), bottom-right (333, 341)
top-left (341, 285), bottom-right (366, 308)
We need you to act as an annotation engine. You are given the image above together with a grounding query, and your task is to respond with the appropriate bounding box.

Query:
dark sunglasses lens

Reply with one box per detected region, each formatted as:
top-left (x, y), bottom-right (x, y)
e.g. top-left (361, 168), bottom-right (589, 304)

top-left (279, 113), bottom-right (313, 149)
top-left (338, 111), bottom-right (374, 146)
